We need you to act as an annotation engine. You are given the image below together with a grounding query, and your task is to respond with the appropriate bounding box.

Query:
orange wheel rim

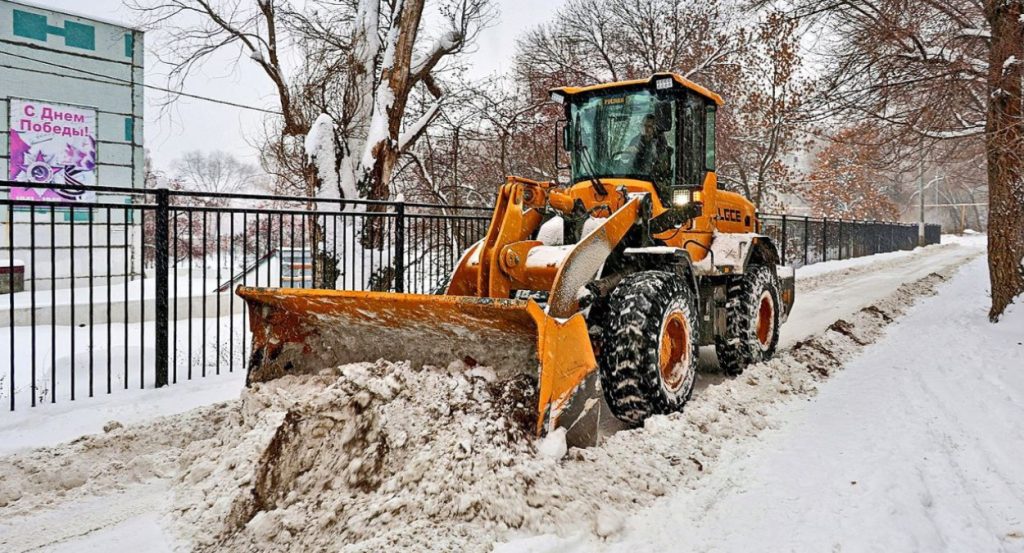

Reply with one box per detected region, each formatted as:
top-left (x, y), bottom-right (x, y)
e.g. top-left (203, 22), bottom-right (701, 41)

top-left (660, 311), bottom-right (690, 392)
top-left (756, 292), bottom-right (775, 347)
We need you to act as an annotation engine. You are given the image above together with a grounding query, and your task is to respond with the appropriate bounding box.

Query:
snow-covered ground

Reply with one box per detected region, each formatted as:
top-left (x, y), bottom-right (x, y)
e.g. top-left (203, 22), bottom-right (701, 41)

top-left (0, 313), bottom-right (248, 449)
top-left (4, 235), bottom-right (1016, 552)
top-left (0, 240), bottom-right (967, 454)
top-left (499, 249), bottom-right (1024, 552)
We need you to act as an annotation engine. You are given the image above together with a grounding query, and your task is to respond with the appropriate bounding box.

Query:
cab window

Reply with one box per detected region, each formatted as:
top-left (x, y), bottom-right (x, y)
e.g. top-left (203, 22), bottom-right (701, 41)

top-left (679, 93), bottom-right (705, 186)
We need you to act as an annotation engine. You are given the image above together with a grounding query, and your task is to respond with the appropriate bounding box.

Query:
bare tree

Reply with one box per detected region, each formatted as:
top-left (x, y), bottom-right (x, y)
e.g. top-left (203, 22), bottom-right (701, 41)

top-left (297, 0), bottom-right (496, 203)
top-left (774, 0), bottom-right (1024, 320)
top-left (172, 150), bottom-right (260, 196)
top-left (804, 124), bottom-right (901, 220)
top-left (129, 0), bottom-right (303, 133)
top-left (131, 0), bottom-right (495, 202)
top-left (516, 0), bottom-right (741, 86)
top-left (716, 12), bottom-right (811, 209)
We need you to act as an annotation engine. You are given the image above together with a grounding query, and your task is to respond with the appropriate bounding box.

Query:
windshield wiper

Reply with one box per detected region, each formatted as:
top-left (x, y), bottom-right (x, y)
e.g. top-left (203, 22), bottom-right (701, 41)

top-left (577, 144), bottom-right (609, 197)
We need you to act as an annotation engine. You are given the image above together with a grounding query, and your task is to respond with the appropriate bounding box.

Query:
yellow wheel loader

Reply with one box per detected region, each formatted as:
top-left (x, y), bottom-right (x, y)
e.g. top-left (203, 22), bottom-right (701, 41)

top-left (238, 73), bottom-right (795, 435)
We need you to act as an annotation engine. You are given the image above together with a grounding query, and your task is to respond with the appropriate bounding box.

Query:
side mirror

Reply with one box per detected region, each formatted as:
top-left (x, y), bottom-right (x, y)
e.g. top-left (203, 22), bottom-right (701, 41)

top-left (555, 118), bottom-right (570, 170)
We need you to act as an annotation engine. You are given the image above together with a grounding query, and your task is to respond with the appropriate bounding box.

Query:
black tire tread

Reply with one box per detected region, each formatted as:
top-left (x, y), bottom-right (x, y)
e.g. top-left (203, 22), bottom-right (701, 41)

top-left (715, 265), bottom-right (781, 375)
top-left (597, 271), bottom-right (699, 425)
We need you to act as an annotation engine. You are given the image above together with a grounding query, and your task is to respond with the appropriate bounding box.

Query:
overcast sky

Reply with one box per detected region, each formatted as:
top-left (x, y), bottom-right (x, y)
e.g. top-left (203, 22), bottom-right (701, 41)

top-left (31, 0), bottom-right (562, 173)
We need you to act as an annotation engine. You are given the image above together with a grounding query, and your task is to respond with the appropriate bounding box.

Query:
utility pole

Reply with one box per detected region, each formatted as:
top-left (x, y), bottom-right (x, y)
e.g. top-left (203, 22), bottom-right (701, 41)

top-left (918, 149), bottom-right (926, 246)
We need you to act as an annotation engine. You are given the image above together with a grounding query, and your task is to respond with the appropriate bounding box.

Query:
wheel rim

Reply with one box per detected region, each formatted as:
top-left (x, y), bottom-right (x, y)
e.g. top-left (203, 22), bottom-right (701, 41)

top-left (659, 310), bottom-right (691, 392)
top-left (756, 291), bottom-right (775, 349)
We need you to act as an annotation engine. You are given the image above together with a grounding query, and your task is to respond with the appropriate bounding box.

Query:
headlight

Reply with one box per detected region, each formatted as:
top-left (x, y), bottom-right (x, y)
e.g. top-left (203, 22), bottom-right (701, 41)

top-left (671, 188), bottom-right (693, 207)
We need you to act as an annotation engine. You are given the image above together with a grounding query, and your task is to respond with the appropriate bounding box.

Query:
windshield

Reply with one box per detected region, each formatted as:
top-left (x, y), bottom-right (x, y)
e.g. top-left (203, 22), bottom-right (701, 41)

top-left (569, 89), bottom-right (677, 186)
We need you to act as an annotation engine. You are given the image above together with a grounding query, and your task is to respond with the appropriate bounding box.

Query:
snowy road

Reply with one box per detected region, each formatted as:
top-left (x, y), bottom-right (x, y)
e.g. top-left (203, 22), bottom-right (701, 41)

top-left (782, 239), bottom-right (984, 346)
top-left (502, 242), bottom-right (1024, 552)
top-left (695, 238), bottom-right (984, 384)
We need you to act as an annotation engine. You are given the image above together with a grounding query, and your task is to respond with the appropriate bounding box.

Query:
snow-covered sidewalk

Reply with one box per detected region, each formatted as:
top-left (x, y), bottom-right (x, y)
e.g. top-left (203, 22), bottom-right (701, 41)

top-left (501, 255), bottom-right (1024, 552)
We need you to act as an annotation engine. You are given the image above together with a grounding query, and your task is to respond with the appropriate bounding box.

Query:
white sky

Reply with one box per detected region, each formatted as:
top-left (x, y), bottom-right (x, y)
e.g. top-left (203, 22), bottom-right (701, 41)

top-left (30, 0), bottom-right (563, 172)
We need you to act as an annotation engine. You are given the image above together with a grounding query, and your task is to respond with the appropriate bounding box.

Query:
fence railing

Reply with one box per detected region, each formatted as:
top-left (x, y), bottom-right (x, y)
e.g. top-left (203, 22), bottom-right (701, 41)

top-left (757, 214), bottom-right (940, 267)
top-left (0, 181), bottom-right (941, 411)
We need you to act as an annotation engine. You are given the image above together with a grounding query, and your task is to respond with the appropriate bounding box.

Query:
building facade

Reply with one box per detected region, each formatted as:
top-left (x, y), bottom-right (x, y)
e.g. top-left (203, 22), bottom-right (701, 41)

top-left (1, 0), bottom-right (145, 289)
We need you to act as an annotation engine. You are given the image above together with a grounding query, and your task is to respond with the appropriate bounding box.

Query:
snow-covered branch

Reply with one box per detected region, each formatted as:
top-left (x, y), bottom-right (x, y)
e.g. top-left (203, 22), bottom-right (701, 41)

top-left (399, 99), bottom-right (444, 151)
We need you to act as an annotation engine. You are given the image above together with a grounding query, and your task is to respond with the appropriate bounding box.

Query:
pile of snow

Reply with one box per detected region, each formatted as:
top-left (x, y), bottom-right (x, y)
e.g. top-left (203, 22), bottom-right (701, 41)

top-left (168, 260), bottom-right (966, 552)
top-left (0, 402), bottom-right (231, 516)
top-left (170, 361), bottom-right (539, 552)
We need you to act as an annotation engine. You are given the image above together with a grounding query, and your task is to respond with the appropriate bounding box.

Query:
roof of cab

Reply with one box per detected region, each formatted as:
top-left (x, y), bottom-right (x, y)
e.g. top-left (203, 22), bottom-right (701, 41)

top-left (549, 72), bottom-right (724, 106)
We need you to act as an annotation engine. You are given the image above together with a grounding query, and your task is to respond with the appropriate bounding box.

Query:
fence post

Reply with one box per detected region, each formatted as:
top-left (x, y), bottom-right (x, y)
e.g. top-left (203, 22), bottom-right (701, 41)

top-left (803, 216), bottom-right (809, 266)
top-left (838, 219), bottom-right (844, 259)
top-left (821, 217), bottom-right (828, 262)
top-left (154, 188), bottom-right (169, 388)
top-left (394, 202), bottom-right (405, 293)
top-left (780, 214), bottom-right (787, 265)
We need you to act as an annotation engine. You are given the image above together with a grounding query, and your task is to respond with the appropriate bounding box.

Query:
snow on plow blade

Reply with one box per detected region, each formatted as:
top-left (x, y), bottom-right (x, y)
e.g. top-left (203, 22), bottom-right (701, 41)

top-left (236, 286), bottom-right (597, 434)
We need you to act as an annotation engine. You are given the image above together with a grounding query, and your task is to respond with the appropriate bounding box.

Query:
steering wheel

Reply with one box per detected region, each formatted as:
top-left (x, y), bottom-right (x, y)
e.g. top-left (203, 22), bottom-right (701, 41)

top-left (609, 148), bottom-right (634, 164)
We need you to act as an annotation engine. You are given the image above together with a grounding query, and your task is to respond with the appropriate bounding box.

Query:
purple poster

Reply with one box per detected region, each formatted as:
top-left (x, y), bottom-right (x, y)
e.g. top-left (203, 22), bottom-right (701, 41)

top-left (8, 99), bottom-right (97, 202)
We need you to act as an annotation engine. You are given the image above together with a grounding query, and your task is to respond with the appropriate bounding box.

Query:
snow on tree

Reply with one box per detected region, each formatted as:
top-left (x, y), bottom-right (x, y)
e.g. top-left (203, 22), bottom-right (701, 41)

top-left (297, 0), bottom-right (494, 205)
top-left (131, 0), bottom-right (494, 204)
top-left (305, 114), bottom-right (341, 203)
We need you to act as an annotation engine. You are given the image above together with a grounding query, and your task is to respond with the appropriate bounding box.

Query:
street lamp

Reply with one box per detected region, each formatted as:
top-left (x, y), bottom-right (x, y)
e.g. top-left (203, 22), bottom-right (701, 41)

top-left (910, 174), bottom-right (944, 245)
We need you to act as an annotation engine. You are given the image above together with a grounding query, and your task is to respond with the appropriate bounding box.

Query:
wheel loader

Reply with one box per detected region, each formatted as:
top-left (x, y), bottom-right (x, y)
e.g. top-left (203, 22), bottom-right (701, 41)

top-left (238, 73), bottom-right (795, 436)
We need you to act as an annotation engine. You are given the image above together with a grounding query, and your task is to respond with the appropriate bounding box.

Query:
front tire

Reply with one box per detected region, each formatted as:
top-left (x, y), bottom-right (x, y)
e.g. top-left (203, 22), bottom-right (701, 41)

top-left (598, 271), bottom-right (699, 425)
top-left (715, 265), bottom-right (781, 375)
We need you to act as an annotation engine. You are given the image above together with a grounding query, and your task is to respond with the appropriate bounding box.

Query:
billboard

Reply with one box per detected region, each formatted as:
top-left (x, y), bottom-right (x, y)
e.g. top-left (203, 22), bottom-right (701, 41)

top-left (7, 98), bottom-right (97, 202)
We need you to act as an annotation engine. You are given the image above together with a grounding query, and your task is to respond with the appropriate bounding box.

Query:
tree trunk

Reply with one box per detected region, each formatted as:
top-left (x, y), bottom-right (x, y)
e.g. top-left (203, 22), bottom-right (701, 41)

top-left (359, 0), bottom-right (426, 262)
top-left (985, 0), bottom-right (1024, 321)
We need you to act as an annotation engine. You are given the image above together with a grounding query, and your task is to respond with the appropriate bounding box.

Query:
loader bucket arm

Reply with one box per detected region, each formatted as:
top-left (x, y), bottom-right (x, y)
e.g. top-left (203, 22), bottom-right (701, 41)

top-left (238, 188), bottom-right (648, 436)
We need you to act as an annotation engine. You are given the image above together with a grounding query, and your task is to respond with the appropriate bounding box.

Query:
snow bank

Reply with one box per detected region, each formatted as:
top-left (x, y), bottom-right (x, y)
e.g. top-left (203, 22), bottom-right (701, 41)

top-left (170, 361), bottom-right (539, 552)
top-left (170, 257), bottom-right (969, 552)
top-left (794, 234), bottom-right (983, 280)
top-left (0, 405), bottom-right (228, 512)
top-left (503, 255), bottom-right (1020, 553)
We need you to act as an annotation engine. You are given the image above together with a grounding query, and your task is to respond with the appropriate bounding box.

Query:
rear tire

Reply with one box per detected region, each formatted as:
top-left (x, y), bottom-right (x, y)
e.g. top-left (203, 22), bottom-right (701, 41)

top-left (598, 271), bottom-right (699, 425)
top-left (715, 265), bottom-right (781, 375)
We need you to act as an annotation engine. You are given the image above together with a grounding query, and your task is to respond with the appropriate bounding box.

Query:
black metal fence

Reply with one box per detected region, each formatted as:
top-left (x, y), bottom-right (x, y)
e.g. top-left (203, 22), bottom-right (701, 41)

top-left (1, 181), bottom-right (941, 411)
top-left (758, 214), bottom-right (941, 267)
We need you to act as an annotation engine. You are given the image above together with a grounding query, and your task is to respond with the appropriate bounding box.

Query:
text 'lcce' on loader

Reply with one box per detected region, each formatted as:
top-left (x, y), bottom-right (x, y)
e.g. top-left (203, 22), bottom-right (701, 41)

top-left (238, 73), bottom-right (795, 437)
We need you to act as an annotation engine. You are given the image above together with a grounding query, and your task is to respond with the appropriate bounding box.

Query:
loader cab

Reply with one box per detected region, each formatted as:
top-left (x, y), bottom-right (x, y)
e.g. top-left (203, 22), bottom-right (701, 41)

top-left (551, 73), bottom-right (722, 207)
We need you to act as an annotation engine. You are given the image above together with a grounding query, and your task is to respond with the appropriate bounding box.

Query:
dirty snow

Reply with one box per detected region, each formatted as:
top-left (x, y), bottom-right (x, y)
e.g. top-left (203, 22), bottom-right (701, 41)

top-left (0, 252), bottom-right (977, 551)
top-left (0, 237), bottom-right (999, 553)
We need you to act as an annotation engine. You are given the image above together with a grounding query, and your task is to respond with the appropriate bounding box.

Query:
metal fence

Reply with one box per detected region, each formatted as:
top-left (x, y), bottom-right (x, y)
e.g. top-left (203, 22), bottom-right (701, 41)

top-left (757, 214), bottom-right (941, 267)
top-left (0, 181), bottom-right (941, 411)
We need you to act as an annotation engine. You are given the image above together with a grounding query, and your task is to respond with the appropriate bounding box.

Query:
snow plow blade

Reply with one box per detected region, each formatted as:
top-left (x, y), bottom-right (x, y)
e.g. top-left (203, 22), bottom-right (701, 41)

top-left (236, 286), bottom-right (597, 434)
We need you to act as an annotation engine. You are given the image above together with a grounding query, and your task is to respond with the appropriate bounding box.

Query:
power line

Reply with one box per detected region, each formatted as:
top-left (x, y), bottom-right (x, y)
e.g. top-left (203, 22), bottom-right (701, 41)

top-left (0, 49), bottom-right (283, 115)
